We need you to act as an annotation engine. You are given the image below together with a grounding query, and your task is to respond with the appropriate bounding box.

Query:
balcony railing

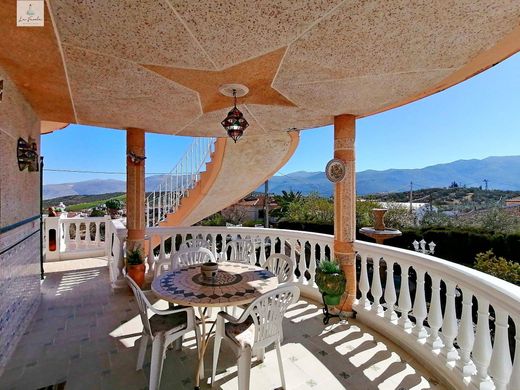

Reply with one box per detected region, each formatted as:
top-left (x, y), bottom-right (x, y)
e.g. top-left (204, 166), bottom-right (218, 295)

top-left (100, 223), bottom-right (520, 390)
top-left (43, 215), bottom-right (110, 260)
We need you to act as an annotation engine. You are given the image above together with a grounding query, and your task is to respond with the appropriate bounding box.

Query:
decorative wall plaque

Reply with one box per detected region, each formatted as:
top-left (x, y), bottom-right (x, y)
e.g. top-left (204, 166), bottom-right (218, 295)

top-left (325, 158), bottom-right (346, 183)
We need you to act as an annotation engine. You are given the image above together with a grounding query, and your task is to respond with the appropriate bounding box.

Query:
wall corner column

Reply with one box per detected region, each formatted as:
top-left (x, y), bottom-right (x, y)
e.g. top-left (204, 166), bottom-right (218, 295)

top-left (126, 128), bottom-right (146, 254)
top-left (333, 114), bottom-right (356, 315)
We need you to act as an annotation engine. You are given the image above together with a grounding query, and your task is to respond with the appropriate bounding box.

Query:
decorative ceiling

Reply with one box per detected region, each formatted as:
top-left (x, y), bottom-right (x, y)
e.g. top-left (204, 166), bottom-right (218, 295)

top-left (1, 0), bottom-right (519, 136)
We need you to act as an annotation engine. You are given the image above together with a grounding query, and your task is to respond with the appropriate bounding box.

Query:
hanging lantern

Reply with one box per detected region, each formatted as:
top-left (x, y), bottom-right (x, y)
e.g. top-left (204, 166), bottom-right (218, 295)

top-left (221, 89), bottom-right (249, 142)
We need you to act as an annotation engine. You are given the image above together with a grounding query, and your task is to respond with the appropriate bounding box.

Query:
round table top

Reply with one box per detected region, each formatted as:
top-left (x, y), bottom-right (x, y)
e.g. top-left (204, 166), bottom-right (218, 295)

top-left (151, 262), bottom-right (279, 307)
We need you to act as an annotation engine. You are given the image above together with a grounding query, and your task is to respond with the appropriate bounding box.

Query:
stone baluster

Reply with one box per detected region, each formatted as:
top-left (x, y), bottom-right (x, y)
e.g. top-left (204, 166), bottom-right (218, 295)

top-left (308, 241), bottom-right (317, 285)
top-left (63, 221), bottom-right (70, 246)
top-left (85, 222), bottom-right (92, 245)
top-left (95, 222), bottom-right (101, 246)
top-left (371, 256), bottom-right (383, 314)
top-left (75, 223), bottom-right (81, 247)
top-left (309, 241), bottom-right (316, 286)
top-left (508, 315), bottom-right (520, 390)
top-left (147, 236), bottom-right (154, 278)
top-left (158, 236), bottom-right (165, 262)
top-left (358, 254), bottom-right (370, 309)
top-left (441, 280), bottom-right (458, 361)
top-left (427, 274), bottom-right (444, 349)
top-left (259, 236), bottom-right (266, 265)
top-left (290, 240), bottom-right (297, 276)
top-left (472, 297), bottom-right (493, 388)
top-left (211, 234), bottom-right (218, 259)
top-left (397, 263), bottom-right (412, 329)
top-left (412, 268), bottom-right (428, 339)
top-left (457, 287), bottom-right (476, 375)
top-left (383, 259), bottom-right (397, 321)
top-left (488, 308), bottom-right (512, 390)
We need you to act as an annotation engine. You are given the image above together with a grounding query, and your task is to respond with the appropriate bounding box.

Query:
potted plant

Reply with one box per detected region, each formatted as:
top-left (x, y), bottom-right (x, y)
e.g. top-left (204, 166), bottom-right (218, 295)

top-left (105, 199), bottom-right (123, 219)
top-left (126, 245), bottom-right (145, 288)
top-left (315, 259), bottom-right (346, 305)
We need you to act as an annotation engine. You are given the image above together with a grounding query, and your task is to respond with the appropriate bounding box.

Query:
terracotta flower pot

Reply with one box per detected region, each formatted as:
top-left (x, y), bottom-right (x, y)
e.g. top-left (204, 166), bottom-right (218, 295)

top-left (127, 263), bottom-right (145, 289)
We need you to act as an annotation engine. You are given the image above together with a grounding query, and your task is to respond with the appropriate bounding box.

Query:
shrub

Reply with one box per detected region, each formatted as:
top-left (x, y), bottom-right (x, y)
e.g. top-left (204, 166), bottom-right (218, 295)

top-left (200, 212), bottom-right (226, 226)
top-left (105, 199), bottom-right (124, 210)
top-left (475, 250), bottom-right (520, 285)
top-left (89, 208), bottom-right (105, 217)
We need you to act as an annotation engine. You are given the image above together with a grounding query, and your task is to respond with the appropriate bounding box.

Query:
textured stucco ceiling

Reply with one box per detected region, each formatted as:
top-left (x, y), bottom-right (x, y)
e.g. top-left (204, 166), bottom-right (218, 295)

top-left (1, 1), bottom-right (519, 135)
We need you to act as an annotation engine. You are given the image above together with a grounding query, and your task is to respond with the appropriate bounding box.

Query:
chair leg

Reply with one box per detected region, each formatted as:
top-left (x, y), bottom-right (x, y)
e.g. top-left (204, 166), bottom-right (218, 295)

top-left (136, 334), bottom-right (149, 370)
top-left (255, 347), bottom-right (265, 362)
top-left (174, 335), bottom-right (183, 351)
top-left (194, 323), bottom-right (204, 380)
top-left (149, 335), bottom-right (166, 390)
top-left (275, 340), bottom-right (286, 389)
top-left (211, 332), bottom-right (223, 386)
top-left (237, 347), bottom-right (252, 390)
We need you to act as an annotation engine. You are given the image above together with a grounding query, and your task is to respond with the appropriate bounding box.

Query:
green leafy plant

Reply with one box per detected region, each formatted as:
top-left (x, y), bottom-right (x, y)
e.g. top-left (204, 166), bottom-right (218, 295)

top-left (475, 250), bottom-right (520, 285)
top-left (105, 198), bottom-right (124, 210)
top-left (315, 259), bottom-right (345, 302)
top-left (318, 259), bottom-right (341, 274)
top-left (126, 246), bottom-right (144, 266)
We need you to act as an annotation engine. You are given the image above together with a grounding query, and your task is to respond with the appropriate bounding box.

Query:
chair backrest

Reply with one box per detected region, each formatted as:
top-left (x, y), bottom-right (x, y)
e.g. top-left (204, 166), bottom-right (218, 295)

top-left (223, 238), bottom-right (255, 264)
top-left (242, 284), bottom-right (300, 348)
top-left (263, 253), bottom-right (294, 283)
top-left (126, 275), bottom-right (153, 336)
top-left (172, 247), bottom-right (216, 270)
top-left (179, 238), bottom-right (211, 251)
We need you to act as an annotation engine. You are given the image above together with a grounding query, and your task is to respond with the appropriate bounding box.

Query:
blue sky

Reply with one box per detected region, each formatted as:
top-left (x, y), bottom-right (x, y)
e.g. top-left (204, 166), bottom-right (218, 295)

top-left (42, 53), bottom-right (520, 184)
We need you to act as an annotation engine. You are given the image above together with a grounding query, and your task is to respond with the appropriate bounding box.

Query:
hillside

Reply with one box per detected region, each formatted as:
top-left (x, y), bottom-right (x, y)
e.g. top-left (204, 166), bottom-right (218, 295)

top-left (43, 155), bottom-right (520, 198)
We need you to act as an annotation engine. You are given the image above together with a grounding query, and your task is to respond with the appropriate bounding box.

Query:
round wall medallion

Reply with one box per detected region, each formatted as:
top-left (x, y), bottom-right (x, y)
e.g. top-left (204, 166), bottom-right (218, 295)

top-left (325, 159), bottom-right (346, 183)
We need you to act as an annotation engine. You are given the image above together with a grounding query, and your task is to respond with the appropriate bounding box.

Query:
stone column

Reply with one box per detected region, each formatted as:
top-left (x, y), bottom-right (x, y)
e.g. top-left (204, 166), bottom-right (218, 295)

top-left (126, 128), bottom-right (146, 254)
top-left (333, 114), bottom-right (356, 315)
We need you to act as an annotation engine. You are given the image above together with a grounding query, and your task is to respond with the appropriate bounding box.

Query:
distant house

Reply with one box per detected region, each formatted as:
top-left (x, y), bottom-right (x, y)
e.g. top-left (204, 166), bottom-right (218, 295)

top-left (222, 194), bottom-right (278, 223)
top-left (505, 197), bottom-right (520, 216)
top-left (505, 197), bottom-right (520, 207)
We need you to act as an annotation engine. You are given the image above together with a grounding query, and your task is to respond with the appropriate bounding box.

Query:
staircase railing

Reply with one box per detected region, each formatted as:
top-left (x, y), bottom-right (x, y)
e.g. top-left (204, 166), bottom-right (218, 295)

top-left (145, 137), bottom-right (216, 227)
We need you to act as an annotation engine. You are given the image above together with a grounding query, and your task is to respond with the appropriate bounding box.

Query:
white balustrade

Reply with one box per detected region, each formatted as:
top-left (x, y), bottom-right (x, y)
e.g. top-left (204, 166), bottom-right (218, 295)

top-left (105, 225), bottom-right (520, 390)
top-left (43, 215), bottom-right (110, 261)
top-left (145, 137), bottom-right (216, 227)
top-left (354, 240), bottom-right (520, 390)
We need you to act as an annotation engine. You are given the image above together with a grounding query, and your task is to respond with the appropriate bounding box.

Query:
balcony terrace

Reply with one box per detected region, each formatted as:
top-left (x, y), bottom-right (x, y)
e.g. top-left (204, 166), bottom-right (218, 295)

top-left (1, 255), bottom-right (445, 390)
top-left (2, 219), bottom-right (518, 389)
top-left (1, 2), bottom-right (520, 389)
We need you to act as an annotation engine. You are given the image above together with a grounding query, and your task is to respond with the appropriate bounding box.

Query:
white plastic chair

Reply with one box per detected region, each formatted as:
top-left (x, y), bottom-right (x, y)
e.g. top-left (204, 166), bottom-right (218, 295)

top-left (211, 285), bottom-right (300, 390)
top-left (173, 246), bottom-right (216, 269)
top-left (126, 275), bottom-right (201, 390)
top-left (179, 238), bottom-right (211, 250)
top-left (222, 238), bottom-right (255, 264)
top-left (155, 246), bottom-right (216, 278)
top-left (261, 253), bottom-right (294, 284)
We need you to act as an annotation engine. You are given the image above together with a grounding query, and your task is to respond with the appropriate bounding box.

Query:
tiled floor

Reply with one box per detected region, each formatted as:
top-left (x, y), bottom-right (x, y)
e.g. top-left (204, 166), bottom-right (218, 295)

top-left (0, 258), bottom-right (447, 390)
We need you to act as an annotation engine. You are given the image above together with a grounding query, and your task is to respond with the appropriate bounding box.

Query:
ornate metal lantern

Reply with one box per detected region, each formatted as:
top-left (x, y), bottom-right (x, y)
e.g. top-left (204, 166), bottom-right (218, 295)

top-left (221, 89), bottom-right (249, 143)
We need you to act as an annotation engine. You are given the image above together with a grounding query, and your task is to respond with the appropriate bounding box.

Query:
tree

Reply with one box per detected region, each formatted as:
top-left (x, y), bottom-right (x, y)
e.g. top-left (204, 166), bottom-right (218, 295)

top-left (272, 190), bottom-right (302, 221)
top-left (285, 193), bottom-right (333, 224)
top-left (475, 250), bottom-right (520, 285)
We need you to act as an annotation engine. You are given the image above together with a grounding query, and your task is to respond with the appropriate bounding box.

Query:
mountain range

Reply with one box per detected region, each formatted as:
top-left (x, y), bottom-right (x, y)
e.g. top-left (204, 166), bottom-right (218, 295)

top-left (43, 155), bottom-right (520, 199)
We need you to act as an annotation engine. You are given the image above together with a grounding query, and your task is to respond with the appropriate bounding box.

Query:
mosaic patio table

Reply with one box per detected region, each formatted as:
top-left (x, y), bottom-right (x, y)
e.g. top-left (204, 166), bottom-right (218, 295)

top-left (151, 261), bottom-right (278, 389)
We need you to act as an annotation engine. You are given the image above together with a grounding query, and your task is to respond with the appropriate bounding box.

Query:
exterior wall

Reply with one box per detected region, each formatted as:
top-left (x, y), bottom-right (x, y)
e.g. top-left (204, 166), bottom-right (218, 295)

top-left (0, 68), bottom-right (42, 373)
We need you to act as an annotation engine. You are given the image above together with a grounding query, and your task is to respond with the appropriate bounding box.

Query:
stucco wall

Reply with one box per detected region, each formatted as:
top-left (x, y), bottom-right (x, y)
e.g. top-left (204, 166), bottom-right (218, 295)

top-left (0, 67), bottom-right (42, 373)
